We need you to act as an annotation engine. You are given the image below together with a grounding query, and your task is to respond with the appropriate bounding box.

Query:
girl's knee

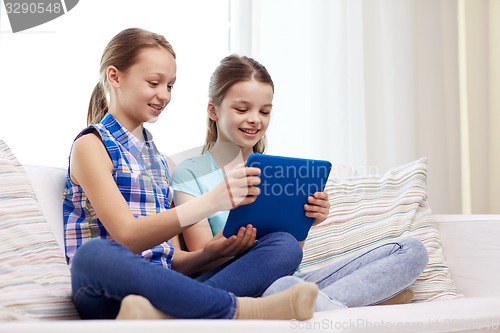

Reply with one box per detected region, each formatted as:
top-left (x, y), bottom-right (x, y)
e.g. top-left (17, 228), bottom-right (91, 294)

top-left (262, 276), bottom-right (306, 297)
top-left (78, 238), bottom-right (111, 256)
top-left (72, 239), bottom-right (117, 270)
top-left (275, 231), bottom-right (303, 257)
top-left (261, 231), bottom-right (303, 266)
top-left (402, 237), bottom-right (429, 272)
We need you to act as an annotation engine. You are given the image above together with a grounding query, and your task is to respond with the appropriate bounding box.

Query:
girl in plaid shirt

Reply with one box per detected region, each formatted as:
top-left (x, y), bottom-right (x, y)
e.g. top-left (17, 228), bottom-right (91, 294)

top-left (63, 28), bottom-right (318, 320)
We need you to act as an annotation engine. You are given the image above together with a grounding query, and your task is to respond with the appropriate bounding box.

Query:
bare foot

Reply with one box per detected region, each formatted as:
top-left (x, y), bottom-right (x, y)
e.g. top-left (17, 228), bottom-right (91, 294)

top-left (376, 289), bottom-right (414, 306)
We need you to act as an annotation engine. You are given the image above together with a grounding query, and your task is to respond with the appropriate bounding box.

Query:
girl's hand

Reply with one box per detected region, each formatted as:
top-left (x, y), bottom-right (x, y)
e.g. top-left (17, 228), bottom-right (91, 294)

top-left (212, 163), bottom-right (261, 211)
top-left (203, 224), bottom-right (256, 259)
top-left (305, 191), bottom-right (330, 226)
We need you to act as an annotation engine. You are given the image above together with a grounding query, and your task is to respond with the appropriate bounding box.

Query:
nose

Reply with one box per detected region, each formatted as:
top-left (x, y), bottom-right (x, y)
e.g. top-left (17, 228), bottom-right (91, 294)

top-left (247, 110), bottom-right (261, 125)
top-left (157, 86), bottom-right (171, 105)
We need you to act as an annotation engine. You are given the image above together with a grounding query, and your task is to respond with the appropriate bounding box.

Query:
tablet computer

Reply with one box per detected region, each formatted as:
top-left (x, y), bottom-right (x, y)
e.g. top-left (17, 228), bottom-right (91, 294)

top-left (223, 154), bottom-right (332, 241)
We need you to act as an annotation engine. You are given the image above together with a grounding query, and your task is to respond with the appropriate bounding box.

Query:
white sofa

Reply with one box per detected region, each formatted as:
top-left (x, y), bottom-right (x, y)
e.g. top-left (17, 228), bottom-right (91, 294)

top-left (1, 157), bottom-right (500, 332)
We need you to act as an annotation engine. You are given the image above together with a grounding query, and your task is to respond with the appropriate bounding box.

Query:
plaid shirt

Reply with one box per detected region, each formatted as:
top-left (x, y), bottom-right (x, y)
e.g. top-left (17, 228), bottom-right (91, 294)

top-left (63, 113), bottom-right (174, 268)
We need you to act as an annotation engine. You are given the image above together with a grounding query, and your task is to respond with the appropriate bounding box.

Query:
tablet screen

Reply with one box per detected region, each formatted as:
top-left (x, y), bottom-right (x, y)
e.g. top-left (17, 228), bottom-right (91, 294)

top-left (223, 154), bottom-right (331, 241)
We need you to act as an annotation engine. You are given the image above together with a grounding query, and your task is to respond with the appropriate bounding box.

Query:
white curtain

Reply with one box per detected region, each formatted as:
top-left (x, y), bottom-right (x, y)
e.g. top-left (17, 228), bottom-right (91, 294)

top-left (229, 0), bottom-right (499, 214)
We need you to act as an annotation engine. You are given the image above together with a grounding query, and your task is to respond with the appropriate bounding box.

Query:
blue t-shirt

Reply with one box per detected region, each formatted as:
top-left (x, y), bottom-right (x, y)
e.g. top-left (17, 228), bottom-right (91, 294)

top-left (171, 152), bottom-right (228, 235)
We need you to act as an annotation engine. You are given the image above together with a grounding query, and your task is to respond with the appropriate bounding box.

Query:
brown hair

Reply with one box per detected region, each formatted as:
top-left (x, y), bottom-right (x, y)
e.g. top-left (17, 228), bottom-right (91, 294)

top-left (87, 28), bottom-right (176, 125)
top-left (202, 54), bottom-right (274, 154)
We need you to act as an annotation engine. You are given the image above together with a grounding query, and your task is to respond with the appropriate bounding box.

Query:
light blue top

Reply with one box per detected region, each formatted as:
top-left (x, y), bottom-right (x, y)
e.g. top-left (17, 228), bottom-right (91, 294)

top-left (171, 152), bottom-right (228, 236)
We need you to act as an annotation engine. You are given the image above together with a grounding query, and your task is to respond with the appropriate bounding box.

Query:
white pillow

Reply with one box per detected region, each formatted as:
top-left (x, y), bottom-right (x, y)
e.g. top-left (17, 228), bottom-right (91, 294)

top-left (0, 140), bottom-right (79, 320)
top-left (300, 157), bottom-right (462, 302)
top-left (24, 165), bottom-right (67, 254)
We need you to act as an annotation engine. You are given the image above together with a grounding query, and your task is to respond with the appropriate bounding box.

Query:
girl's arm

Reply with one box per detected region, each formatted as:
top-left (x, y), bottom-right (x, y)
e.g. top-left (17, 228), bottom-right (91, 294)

top-left (170, 235), bottom-right (226, 275)
top-left (173, 192), bottom-right (214, 251)
top-left (175, 186), bottom-right (330, 255)
top-left (170, 191), bottom-right (256, 274)
top-left (170, 223), bottom-right (256, 275)
top-left (70, 133), bottom-right (260, 254)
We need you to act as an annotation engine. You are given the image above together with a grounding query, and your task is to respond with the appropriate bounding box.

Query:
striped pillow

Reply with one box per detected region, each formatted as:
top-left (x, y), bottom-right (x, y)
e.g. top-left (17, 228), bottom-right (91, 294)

top-left (300, 157), bottom-right (462, 302)
top-left (0, 140), bottom-right (79, 320)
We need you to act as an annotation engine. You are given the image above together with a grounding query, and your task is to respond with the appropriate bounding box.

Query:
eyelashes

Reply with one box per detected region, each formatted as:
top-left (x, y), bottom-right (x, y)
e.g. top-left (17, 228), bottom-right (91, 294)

top-left (148, 81), bottom-right (174, 91)
top-left (235, 108), bottom-right (271, 115)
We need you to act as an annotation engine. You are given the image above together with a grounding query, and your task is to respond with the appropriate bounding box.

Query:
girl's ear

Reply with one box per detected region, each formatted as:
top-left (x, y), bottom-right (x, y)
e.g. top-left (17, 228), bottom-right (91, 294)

top-left (106, 66), bottom-right (120, 88)
top-left (207, 103), bottom-right (218, 121)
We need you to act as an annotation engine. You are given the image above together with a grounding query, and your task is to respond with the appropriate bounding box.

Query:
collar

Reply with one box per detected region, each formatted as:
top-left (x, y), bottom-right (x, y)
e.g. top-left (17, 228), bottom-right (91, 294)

top-left (101, 113), bottom-right (154, 158)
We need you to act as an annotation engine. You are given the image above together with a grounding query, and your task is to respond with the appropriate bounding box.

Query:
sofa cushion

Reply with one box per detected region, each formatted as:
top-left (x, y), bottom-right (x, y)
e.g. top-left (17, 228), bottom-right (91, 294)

top-left (0, 140), bottom-right (79, 320)
top-left (436, 214), bottom-right (500, 297)
top-left (300, 157), bottom-right (462, 302)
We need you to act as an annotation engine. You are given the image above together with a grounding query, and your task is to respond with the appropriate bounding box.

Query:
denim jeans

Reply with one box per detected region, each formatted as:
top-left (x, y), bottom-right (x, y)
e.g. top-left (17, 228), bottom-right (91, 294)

top-left (195, 231), bottom-right (303, 297)
top-left (263, 237), bottom-right (429, 311)
top-left (71, 231), bottom-right (302, 319)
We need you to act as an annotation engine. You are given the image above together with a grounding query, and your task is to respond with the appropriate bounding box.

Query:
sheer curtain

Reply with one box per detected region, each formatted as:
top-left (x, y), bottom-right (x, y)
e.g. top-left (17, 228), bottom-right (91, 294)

top-left (229, 0), bottom-right (499, 214)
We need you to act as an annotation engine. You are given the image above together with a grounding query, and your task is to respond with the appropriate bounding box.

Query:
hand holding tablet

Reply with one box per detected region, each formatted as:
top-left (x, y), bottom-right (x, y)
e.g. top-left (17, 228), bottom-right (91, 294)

top-left (223, 154), bottom-right (332, 241)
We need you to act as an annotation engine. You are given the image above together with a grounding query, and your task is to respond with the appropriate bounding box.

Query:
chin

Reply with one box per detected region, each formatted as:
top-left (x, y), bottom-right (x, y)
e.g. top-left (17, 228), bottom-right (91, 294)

top-left (147, 116), bottom-right (159, 124)
top-left (240, 142), bottom-right (258, 150)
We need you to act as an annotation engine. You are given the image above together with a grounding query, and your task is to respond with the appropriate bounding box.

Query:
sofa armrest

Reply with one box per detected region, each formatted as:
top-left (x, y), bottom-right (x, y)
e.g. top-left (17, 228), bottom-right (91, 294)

top-left (434, 214), bottom-right (500, 297)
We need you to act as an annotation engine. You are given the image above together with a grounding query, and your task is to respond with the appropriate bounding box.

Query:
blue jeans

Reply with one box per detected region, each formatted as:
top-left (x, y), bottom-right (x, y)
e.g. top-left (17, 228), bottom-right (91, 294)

top-left (195, 231), bottom-right (302, 297)
top-left (263, 237), bottom-right (428, 311)
top-left (71, 231), bottom-right (302, 319)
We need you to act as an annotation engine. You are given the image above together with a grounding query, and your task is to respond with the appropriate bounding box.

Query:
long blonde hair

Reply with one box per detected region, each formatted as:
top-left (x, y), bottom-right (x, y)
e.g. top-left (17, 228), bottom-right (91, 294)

top-left (87, 28), bottom-right (176, 125)
top-left (202, 54), bottom-right (274, 154)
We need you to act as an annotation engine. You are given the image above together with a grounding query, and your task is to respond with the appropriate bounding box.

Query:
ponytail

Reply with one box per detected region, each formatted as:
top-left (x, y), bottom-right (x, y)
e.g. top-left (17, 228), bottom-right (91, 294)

top-left (87, 82), bottom-right (108, 125)
top-left (202, 118), bottom-right (217, 154)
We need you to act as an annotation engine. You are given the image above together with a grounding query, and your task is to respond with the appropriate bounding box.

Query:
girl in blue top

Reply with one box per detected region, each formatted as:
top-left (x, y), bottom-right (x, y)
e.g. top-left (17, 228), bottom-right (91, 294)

top-left (172, 54), bottom-right (429, 311)
top-left (63, 28), bottom-right (319, 320)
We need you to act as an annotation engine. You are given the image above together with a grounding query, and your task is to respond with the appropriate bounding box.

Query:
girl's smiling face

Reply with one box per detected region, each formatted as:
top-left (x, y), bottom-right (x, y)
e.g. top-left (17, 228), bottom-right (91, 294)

top-left (210, 79), bottom-right (273, 153)
top-left (111, 47), bottom-right (177, 130)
